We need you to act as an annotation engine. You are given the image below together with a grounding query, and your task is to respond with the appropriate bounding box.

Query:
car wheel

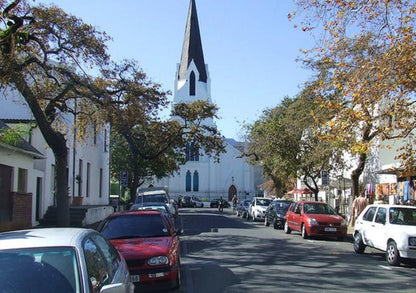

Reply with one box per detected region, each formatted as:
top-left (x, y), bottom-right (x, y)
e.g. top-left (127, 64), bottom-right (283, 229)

top-left (353, 232), bottom-right (366, 254)
top-left (273, 218), bottom-right (279, 230)
top-left (284, 221), bottom-right (291, 234)
top-left (264, 217), bottom-right (270, 227)
top-left (301, 224), bottom-right (308, 239)
top-left (386, 240), bottom-right (401, 266)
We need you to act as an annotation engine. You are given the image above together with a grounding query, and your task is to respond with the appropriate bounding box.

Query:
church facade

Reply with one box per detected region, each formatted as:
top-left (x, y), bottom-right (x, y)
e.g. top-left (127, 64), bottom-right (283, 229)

top-left (155, 0), bottom-right (262, 201)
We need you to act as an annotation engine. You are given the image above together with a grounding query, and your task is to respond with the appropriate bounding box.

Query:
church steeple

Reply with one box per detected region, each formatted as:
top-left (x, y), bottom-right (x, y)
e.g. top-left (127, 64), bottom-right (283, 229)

top-left (178, 0), bottom-right (207, 83)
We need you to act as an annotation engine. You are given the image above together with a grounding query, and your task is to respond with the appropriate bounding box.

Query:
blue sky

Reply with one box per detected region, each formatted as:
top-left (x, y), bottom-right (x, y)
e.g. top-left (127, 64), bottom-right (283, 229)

top-left (39, 0), bottom-right (315, 140)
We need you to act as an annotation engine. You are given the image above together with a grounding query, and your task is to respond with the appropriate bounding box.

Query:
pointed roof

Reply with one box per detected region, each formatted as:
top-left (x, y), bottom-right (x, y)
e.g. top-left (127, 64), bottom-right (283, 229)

top-left (178, 0), bottom-right (207, 83)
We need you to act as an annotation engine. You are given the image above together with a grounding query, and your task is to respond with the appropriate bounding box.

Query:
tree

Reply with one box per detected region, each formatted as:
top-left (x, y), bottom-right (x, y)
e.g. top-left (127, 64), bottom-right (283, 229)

top-left (245, 86), bottom-right (342, 200)
top-left (292, 0), bottom-right (416, 196)
top-left (103, 61), bottom-right (225, 202)
top-left (0, 0), bottom-right (111, 226)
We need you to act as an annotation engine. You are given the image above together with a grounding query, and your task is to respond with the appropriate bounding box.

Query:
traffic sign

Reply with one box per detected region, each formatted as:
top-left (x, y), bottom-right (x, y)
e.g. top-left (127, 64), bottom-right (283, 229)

top-left (120, 170), bottom-right (128, 187)
top-left (321, 170), bottom-right (329, 185)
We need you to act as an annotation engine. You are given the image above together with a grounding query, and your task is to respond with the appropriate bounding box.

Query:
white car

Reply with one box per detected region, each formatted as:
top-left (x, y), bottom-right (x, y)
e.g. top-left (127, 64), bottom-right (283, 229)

top-left (353, 204), bottom-right (416, 266)
top-left (136, 187), bottom-right (177, 216)
top-left (0, 228), bottom-right (135, 293)
top-left (247, 197), bottom-right (271, 222)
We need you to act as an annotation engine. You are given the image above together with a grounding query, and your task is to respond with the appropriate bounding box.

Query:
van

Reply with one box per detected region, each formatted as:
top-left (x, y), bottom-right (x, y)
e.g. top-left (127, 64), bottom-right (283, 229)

top-left (136, 187), bottom-right (177, 216)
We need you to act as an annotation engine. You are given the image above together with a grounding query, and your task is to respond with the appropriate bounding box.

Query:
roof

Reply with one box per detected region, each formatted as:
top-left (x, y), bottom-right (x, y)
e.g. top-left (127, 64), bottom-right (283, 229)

top-left (178, 0), bottom-right (207, 83)
top-left (0, 120), bottom-right (44, 159)
top-left (0, 228), bottom-right (94, 250)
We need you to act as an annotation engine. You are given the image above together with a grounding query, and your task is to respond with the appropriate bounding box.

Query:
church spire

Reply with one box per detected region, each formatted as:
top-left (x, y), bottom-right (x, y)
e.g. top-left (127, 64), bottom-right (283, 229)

top-left (178, 0), bottom-right (207, 83)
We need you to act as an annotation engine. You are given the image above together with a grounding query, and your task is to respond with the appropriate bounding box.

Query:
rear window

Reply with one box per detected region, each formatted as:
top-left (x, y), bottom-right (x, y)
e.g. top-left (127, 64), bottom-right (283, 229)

top-left (100, 214), bottom-right (170, 239)
top-left (135, 194), bottom-right (167, 204)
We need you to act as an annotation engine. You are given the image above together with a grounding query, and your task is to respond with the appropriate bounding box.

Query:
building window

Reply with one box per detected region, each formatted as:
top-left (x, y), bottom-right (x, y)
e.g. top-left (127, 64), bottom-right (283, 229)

top-left (51, 164), bottom-right (56, 198)
top-left (186, 142), bottom-right (199, 162)
top-left (86, 162), bottom-right (91, 197)
top-left (186, 170), bottom-right (191, 192)
top-left (17, 168), bottom-right (28, 193)
top-left (190, 71), bottom-right (196, 96)
top-left (78, 159), bottom-right (83, 197)
top-left (193, 171), bottom-right (199, 192)
top-left (104, 128), bottom-right (108, 152)
top-left (99, 168), bottom-right (103, 198)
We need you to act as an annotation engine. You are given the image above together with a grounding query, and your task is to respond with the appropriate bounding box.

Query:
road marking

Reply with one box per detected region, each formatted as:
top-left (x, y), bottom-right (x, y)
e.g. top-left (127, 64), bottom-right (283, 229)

top-left (379, 265), bottom-right (393, 270)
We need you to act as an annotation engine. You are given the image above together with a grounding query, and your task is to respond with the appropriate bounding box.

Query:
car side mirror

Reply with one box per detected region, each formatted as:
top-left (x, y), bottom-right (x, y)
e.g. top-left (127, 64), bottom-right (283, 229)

top-left (175, 228), bottom-right (184, 235)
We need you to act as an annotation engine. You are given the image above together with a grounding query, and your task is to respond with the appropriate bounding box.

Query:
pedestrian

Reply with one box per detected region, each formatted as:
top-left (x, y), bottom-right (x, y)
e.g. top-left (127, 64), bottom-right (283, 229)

top-left (351, 191), bottom-right (369, 226)
top-left (232, 194), bottom-right (238, 210)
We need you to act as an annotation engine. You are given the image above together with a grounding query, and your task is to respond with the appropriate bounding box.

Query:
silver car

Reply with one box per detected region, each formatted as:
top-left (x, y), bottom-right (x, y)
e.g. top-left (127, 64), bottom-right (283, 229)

top-left (0, 228), bottom-right (134, 293)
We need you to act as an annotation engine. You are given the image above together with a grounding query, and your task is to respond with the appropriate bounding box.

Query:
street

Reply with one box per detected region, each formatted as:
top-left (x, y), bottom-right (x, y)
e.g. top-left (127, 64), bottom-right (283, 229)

top-left (170, 207), bottom-right (416, 293)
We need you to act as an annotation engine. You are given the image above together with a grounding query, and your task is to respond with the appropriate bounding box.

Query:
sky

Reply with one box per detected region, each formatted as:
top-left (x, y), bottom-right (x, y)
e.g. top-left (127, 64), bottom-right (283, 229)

top-left (38, 0), bottom-right (315, 140)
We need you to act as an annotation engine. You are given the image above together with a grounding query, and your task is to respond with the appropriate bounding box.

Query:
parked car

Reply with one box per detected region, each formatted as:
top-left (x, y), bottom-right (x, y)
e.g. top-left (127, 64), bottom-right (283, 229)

top-left (284, 201), bottom-right (347, 240)
top-left (181, 196), bottom-right (195, 208)
top-left (98, 210), bottom-right (182, 290)
top-left (210, 198), bottom-right (231, 208)
top-left (193, 197), bottom-right (204, 208)
top-left (353, 204), bottom-right (416, 266)
top-left (264, 200), bottom-right (292, 229)
top-left (247, 197), bottom-right (271, 221)
top-left (130, 202), bottom-right (176, 227)
top-left (236, 199), bottom-right (251, 218)
top-left (0, 228), bottom-right (134, 293)
top-left (136, 187), bottom-right (177, 216)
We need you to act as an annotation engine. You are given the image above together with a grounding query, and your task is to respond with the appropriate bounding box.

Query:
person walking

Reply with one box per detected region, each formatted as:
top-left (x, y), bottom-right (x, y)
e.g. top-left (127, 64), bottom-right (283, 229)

top-left (232, 194), bottom-right (238, 211)
top-left (351, 192), bottom-right (369, 226)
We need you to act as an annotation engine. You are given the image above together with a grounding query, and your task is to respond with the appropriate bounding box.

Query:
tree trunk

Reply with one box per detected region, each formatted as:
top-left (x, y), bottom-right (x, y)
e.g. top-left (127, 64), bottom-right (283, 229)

top-left (11, 71), bottom-right (71, 226)
top-left (350, 153), bottom-right (367, 198)
top-left (55, 151), bottom-right (70, 226)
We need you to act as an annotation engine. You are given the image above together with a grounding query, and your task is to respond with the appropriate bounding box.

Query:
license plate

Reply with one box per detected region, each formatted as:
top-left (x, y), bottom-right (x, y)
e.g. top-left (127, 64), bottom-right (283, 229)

top-left (130, 275), bottom-right (140, 282)
top-left (325, 227), bottom-right (337, 232)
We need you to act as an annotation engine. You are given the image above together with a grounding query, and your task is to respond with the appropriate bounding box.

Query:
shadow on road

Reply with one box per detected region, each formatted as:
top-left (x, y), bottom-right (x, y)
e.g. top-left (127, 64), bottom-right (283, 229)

top-left (176, 208), bottom-right (416, 293)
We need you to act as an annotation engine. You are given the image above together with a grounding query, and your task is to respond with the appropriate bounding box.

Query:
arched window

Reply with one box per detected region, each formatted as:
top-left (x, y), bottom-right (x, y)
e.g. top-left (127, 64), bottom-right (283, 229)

top-left (189, 71), bottom-right (196, 96)
top-left (186, 170), bottom-right (191, 191)
top-left (193, 171), bottom-right (199, 192)
top-left (185, 142), bottom-right (199, 162)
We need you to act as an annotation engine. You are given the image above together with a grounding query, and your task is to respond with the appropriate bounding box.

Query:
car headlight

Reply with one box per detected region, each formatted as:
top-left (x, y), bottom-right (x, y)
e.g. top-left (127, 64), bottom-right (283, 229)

top-left (308, 218), bottom-right (318, 225)
top-left (409, 237), bottom-right (416, 246)
top-left (148, 256), bottom-right (169, 266)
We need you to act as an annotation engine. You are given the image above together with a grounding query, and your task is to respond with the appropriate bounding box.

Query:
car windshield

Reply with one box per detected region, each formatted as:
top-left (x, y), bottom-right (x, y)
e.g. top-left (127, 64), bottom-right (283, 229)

top-left (135, 194), bottom-right (167, 204)
top-left (0, 247), bottom-right (79, 293)
top-left (304, 203), bottom-right (336, 215)
top-left (101, 214), bottom-right (171, 239)
top-left (131, 204), bottom-right (169, 214)
top-left (389, 207), bottom-right (416, 225)
top-left (257, 198), bottom-right (271, 206)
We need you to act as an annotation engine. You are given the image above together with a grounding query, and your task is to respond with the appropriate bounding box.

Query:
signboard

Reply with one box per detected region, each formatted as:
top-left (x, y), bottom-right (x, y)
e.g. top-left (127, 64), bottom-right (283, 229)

top-left (321, 170), bottom-right (329, 186)
top-left (120, 170), bottom-right (128, 187)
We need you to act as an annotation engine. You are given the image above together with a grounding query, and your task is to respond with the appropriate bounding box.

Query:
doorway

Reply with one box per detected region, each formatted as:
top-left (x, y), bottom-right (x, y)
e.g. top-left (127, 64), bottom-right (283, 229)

top-left (0, 164), bottom-right (12, 222)
top-left (228, 185), bottom-right (237, 201)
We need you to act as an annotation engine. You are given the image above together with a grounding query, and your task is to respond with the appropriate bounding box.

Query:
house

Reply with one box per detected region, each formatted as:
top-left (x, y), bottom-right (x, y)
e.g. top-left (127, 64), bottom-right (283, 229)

top-left (0, 89), bottom-right (113, 229)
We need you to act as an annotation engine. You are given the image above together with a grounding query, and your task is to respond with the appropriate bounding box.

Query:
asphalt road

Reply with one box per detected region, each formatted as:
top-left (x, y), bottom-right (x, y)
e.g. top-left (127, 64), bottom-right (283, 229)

top-left (170, 207), bottom-right (416, 293)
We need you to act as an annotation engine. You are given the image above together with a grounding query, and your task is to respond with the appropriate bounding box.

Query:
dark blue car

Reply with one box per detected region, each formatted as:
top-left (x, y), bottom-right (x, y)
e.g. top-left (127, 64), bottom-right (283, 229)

top-left (264, 200), bottom-right (292, 229)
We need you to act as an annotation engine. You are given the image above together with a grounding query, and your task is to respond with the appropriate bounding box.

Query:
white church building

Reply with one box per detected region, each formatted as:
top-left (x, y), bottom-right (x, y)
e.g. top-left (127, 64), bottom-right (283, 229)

top-left (155, 0), bottom-right (263, 202)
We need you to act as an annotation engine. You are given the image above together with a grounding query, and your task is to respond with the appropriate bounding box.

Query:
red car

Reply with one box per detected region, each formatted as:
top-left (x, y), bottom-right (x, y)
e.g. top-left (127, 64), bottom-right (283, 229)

top-left (284, 201), bottom-right (347, 240)
top-left (98, 210), bottom-right (181, 290)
